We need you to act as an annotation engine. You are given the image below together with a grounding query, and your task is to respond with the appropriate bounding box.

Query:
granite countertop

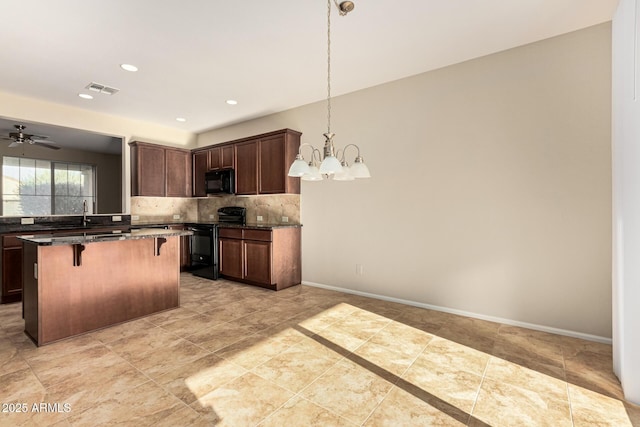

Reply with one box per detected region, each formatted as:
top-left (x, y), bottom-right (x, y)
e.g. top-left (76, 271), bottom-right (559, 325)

top-left (0, 214), bottom-right (131, 234)
top-left (216, 223), bottom-right (302, 230)
top-left (17, 228), bottom-right (192, 246)
top-left (130, 221), bottom-right (302, 230)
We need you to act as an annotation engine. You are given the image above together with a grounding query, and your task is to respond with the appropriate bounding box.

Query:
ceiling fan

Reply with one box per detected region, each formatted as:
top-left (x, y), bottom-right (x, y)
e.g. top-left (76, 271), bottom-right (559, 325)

top-left (1, 124), bottom-right (61, 150)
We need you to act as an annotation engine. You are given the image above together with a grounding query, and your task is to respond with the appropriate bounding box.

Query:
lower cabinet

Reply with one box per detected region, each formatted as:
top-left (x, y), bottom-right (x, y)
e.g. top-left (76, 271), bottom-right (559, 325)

top-left (218, 226), bottom-right (301, 290)
top-left (1, 236), bottom-right (25, 304)
top-left (168, 225), bottom-right (191, 270)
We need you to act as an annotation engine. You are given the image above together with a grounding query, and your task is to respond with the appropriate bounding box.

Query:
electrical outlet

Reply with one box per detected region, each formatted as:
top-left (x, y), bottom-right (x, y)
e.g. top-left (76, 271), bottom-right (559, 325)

top-left (132, 215), bottom-right (140, 220)
top-left (21, 218), bottom-right (35, 225)
top-left (111, 215), bottom-right (122, 222)
top-left (209, 214), bottom-right (215, 219)
top-left (281, 216), bottom-right (289, 223)
top-left (257, 215), bottom-right (264, 222)
top-left (173, 214), bottom-right (181, 220)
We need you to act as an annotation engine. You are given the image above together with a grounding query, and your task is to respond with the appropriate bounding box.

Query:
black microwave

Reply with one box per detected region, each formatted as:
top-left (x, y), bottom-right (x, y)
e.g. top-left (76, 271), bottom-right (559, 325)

top-left (205, 169), bottom-right (235, 195)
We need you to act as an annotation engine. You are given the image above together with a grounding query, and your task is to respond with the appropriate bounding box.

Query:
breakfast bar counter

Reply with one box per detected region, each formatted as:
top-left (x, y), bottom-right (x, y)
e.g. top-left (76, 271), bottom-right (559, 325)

top-left (19, 228), bottom-right (192, 346)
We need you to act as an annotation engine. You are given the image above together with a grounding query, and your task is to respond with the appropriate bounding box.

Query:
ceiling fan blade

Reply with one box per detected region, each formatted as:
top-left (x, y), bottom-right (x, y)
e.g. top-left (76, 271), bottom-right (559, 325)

top-left (32, 141), bottom-right (61, 150)
top-left (31, 134), bottom-right (49, 139)
top-left (0, 136), bottom-right (14, 141)
top-left (8, 142), bottom-right (19, 148)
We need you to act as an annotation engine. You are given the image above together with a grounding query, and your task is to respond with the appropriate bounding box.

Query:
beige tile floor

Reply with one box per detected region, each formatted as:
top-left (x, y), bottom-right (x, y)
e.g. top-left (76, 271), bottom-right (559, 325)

top-left (1, 273), bottom-right (639, 426)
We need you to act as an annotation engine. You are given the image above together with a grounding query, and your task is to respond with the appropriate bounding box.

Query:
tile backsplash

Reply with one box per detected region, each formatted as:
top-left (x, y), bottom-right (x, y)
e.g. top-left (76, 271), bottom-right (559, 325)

top-left (131, 195), bottom-right (300, 224)
top-left (130, 197), bottom-right (198, 223)
top-left (198, 194), bottom-right (300, 224)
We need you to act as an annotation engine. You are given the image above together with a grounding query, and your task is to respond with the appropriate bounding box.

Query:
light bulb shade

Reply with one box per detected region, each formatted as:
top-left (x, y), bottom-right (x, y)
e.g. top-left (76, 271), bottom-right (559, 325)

top-left (302, 165), bottom-right (323, 181)
top-left (333, 164), bottom-right (354, 181)
top-left (350, 159), bottom-right (371, 178)
top-left (319, 155), bottom-right (343, 175)
top-left (288, 157), bottom-right (310, 177)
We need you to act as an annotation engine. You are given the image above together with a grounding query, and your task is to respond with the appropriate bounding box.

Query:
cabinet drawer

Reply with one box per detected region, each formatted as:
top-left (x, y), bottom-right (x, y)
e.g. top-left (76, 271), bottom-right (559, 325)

top-left (218, 228), bottom-right (243, 239)
top-left (243, 229), bottom-right (272, 242)
top-left (2, 235), bottom-right (24, 248)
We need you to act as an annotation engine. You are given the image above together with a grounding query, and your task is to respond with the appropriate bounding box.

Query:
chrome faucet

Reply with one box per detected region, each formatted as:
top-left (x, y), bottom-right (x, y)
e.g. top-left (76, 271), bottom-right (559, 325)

top-left (82, 200), bottom-right (90, 227)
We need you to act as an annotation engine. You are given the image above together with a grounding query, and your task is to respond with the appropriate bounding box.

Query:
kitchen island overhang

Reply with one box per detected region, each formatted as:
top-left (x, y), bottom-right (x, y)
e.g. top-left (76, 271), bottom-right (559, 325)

top-left (19, 228), bottom-right (192, 346)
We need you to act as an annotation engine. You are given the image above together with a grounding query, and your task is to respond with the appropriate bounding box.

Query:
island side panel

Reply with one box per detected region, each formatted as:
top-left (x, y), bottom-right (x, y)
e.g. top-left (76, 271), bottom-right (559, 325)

top-left (36, 237), bottom-right (180, 345)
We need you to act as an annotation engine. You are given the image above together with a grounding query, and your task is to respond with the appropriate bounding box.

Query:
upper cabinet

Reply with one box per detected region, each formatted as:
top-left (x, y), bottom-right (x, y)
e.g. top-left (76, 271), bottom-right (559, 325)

top-left (235, 140), bottom-right (259, 195)
top-left (130, 141), bottom-right (191, 197)
top-left (192, 129), bottom-right (301, 197)
top-left (210, 145), bottom-right (235, 171)
top-left (258, 132), bottom-right (300, 194)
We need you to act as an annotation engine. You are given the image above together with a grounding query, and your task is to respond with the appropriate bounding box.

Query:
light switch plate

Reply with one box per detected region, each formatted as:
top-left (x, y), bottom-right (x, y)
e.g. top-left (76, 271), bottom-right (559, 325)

top-left (209, 214), bottom-right (215, 219)
top-left (132, 215), bottom-right (140, 220)
top-left (21, 218), bottom-right (35, 225)
top-left (112, 215), bottom-right (122, 222)
top-left (173, 214), bottom-right (181, 220)
top-left (257, 215), bottom-right (263, 222)
top-left (281, 216), bottom-right (289, 223)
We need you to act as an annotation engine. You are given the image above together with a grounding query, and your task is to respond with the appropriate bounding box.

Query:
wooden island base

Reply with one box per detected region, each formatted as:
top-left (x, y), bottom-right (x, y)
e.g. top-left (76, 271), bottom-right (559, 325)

top-left (22, 234), bottom-right (182, 346)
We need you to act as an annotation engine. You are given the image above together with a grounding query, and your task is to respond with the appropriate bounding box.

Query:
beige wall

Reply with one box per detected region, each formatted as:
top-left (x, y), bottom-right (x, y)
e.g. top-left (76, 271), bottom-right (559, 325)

top-left (197, 23), bottom-right (613, 339)
top-left (0, 91), bottom-right (196, 213)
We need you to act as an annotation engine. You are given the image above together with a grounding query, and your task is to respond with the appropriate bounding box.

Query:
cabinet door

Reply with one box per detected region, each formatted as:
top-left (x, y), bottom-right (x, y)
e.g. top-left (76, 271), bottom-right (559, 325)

top-left (244, 240), bottom-right (272, 284)
top-left (235, 140), bottom-right (258, 195)
top-left (209, 147), bottom-right (222, 170)
top-left (132, 144), bottom-right (165, 196)
top-left (165, 149), bottom-right (191, 197)
top-left (221, 146), bottom-right (235, 169)
top-left (2, 247), bottom-right (22, 298)
top-left (219, 238), bottom-right (243, 279)
top-left (168, 225), bottom-right (190, 270)
top-left (192, 151), bottom-right (209, 197)
top-left (259, 135), bottom-right (286, 194)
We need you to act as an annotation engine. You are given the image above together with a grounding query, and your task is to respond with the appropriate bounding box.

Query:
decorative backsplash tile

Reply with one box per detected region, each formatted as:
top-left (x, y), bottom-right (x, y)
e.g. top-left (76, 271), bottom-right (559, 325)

top-left (197, 194), bottom-right (300, 224)
top-left (130, 197), bottom-right (198, 223)
top-left (131, 195), bottom-right (300, 224)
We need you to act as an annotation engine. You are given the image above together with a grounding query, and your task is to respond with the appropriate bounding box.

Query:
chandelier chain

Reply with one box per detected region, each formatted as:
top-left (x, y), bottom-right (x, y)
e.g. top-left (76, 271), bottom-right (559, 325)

top-left (327, 0), bottom-right (331, 134)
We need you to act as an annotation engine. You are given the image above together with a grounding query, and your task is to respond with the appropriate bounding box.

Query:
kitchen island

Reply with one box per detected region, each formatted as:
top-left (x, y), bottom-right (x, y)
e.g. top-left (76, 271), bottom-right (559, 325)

top-left (19, 228), bottom-right (192, 346)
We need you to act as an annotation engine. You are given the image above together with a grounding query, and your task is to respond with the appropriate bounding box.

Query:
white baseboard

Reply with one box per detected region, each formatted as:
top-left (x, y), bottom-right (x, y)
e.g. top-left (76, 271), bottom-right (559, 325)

top-left (302, 280), bottom-right (612, 345)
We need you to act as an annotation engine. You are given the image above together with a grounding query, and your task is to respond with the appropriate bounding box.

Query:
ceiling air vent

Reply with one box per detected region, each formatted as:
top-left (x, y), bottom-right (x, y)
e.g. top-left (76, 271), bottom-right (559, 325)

top-left (85, 82), bottom-right (119, 95)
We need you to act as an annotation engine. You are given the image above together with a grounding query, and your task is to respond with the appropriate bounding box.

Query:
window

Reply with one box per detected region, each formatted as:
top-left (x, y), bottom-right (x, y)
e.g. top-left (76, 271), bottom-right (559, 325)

top-left (2, 156), bottom-right (96, 216)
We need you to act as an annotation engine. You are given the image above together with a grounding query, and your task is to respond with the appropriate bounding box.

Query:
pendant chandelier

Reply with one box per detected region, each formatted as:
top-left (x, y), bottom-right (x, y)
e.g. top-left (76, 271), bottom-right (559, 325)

top-left (288, 0), bottom-right (371, 181)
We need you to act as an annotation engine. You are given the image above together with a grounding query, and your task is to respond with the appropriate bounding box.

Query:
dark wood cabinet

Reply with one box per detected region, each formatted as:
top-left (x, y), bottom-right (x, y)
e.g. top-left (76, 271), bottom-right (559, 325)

top-left (210, 145), bottom-right (235, 171)
top-left (192, 145), bottom-right (236, 197)
top-left (192, 129), bottom-right (301, 197)
top-left (218, 226), bottom-right (301, 290)
top-left (1, 236), bottom-right (24, 304)
top-left (258, 132), bottom-right (301, 194)
top-left (165, 149), bottom-right (192, 197)
top-left (131, 143), bottom-right (165, 197)
top-left (235, 140), bottom-right (259, 195)
top-left (244, 239), bottom-right (272, 284)
top-left (192, 151), bottom-right (209, 197)
top-left (130, 141), bottom-right (191, 197)
top-left (168, 225), bottom-right (191, 270)
top-left (219, 235), bottom-right (243, 279)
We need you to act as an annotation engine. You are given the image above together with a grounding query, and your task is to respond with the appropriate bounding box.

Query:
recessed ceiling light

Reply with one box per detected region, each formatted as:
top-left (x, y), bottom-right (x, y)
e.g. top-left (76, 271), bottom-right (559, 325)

top-left (78, 93), bottom-right (93, 99)
top-left (226, 99), bottom-right (238, 105)
top-left (120, 64), bottom-right (138, 72)
top-left (176, 117), bottom-right (187, 122)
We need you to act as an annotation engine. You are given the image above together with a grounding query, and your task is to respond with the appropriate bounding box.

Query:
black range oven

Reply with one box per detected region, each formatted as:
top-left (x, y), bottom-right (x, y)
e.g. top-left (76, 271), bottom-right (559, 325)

top-left (187, 206), bottom-right (246, 280)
